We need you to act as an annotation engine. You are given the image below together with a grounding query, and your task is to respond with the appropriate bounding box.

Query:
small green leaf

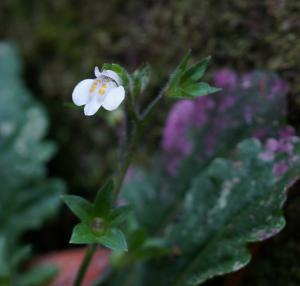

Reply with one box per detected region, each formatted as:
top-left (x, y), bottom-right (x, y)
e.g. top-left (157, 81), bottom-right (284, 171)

top-left (166, 52), bottom-right (219, 99)
top-left (176, 50), bottom-right (191, 72)
top-left (181, 82), bottom-right (221, 98)
top-left (94, 180), bottom-right (114, 218)
top-left (98, 228), bottom-right (128, 251)
top-left (167, 51), bottom-right (191, 92)
top-left (70, 223), bottom-right (99, 244)
top-left (181, 56), bottom-right (211, 83)
top-left (102, 63), bottom-right (130, 87)
top-left (62, 195), bottom-right (93, 224)
top-left (109, 205), bottom-right (131, 226)
top-left (166, 82), bottom-right (221, 99)
top-left (70, 223), bottom-right (128, 251)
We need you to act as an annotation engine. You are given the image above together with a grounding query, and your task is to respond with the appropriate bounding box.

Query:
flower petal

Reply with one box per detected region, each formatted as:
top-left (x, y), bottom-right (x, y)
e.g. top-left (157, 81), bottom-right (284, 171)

top-left (102, 86), bottom-right (125, 111)
top-left (72, 79), bottom-right (93, 106)
top-left (84, 98), bottom-right (102, 116)
top-left (101, 70), bottom-right (122, 86)
top-left (94, 66), bottom-right (102, 78)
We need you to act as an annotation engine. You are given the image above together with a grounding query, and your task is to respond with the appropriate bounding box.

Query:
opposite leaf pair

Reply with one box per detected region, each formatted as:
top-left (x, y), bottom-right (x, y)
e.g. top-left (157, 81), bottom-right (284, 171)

top-left (62, 181), bottom-right (130, 251)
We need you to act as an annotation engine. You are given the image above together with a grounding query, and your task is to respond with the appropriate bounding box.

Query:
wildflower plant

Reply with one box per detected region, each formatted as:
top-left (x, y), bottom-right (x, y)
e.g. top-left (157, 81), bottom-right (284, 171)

top-left (64, 53), bottom-right (300, 286)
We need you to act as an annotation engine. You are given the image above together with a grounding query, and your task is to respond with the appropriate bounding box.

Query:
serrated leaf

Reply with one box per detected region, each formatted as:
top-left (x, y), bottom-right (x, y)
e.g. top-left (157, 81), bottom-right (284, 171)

top-left (94, 180), bottom-right (114, 218)
top-left (181, 56), bottom-right (211, 83)
top-left (62, 195), bottom-right (93, 224)
top-left (166, 82), bottom-right (220, 99)
top-left (166, 138), bottom-right (300, 286)
top-left (166, 53), bottom-right (219, 99)
top-left (116, 71), bottom-right (295, 286)
top-left (166, 51), bottom-right (191, 93)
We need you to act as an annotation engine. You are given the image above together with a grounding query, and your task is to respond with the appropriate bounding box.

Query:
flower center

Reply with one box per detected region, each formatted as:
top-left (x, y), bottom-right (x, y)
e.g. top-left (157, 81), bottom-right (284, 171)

top-left (89, 77), bottom-right (115, 97)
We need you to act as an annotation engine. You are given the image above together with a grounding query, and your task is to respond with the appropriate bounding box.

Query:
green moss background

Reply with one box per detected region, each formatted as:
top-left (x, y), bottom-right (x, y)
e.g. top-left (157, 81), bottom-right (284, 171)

top-left (0, 0), bottom-right (300, 284)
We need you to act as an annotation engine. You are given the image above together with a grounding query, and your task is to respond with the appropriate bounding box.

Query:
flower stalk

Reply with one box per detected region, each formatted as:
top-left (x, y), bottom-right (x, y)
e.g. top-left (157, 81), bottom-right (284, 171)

top-left (74, 85), bottom-right (146, 286)
top-left (74, 244), bottom-right (97, 286)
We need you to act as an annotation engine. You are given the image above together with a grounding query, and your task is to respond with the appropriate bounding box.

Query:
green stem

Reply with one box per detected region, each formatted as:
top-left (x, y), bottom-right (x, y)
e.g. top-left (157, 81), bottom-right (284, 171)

top-left (74, 244), bottom-right (97, 286)
top-left (75, 95), bottom-right (142, 286)
top-left (141, 85), bottom-right (167, 120)
top-left (75, 77), bottom-right (166, 285)
top-left (114, 121), bottom-right (141, 199)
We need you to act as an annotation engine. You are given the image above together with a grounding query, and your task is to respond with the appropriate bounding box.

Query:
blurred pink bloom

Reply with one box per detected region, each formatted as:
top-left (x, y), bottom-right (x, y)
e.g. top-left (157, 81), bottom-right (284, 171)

top-left (213, 69), bottom-right (237, 89)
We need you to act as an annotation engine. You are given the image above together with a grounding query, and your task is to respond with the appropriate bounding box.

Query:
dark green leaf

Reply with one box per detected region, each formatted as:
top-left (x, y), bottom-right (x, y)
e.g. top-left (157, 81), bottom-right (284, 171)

top-left (62, 195), bottom-right (93, 223)
top-left (166, 52), bottom-right (219, 99)
top-left (166, 50), bottom-right (191, 94)
top-left (70, 223), bottom-right (99, 244)
top-left (183, 82), bottom-right (221, 98)
top-left (181, 56), bottom-right (211, 83)
top-left (109, 205), bottom-right (131, 227)
top-left (98, 228), bottom-right (128, 251)
top-left (94, 180), bottom-right (114, 218)
top-left (70, 223), bottom-right (128, 251)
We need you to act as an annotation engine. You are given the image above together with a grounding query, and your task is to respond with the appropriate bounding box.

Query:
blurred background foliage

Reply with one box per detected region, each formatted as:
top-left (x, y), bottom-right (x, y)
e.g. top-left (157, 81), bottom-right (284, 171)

top-left (0, 43), bottom-right (65, 285)
top-left (0, 0), bottom-right (299, 285)
top-left (0, 0), bottom-right (299, 195)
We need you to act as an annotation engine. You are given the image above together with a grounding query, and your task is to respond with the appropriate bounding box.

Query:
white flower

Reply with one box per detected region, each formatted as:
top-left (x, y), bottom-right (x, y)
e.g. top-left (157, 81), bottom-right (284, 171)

top-left (72, 66), bottom-right (125, 116)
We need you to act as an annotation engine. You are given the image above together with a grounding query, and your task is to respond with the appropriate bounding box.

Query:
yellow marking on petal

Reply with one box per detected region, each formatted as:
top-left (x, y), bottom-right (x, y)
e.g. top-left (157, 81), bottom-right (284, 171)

top-left (98, 83), bottom-right (107, 96)
top-left (89, 81), bottom-right (98, 93)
